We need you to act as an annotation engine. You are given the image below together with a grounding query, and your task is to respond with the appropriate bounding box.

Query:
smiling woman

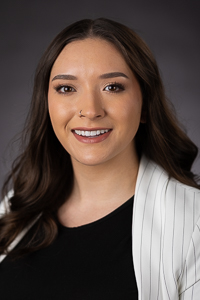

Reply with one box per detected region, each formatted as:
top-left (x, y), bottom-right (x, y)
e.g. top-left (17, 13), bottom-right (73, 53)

top-left (0, 18), bottom-right (200, 300)
top-left (48, 38), bottom-right (143, 169)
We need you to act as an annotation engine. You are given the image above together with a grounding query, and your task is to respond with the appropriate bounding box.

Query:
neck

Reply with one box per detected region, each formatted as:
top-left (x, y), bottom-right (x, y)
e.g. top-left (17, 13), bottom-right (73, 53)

top-left (70, 146), bottom-right (139, 206)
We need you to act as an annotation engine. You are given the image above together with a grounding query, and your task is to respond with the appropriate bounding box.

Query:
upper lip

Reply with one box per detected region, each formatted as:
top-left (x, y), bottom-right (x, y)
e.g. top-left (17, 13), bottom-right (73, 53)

top-left (71, 127), bottom-right (112, 131)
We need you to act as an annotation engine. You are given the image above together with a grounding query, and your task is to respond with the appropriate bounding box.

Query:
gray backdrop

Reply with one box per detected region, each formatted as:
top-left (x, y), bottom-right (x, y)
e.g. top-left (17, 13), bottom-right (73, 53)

top-left (0, 0), bottom-right (200, 191)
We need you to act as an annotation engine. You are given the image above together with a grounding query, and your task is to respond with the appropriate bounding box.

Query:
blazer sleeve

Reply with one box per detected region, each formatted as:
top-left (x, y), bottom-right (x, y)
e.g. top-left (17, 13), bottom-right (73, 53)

top-left (0, 190), bottom-right (13, 216)
top-left (0, 190), bottom-right (42, 263)
top-left (179, 216), bottom-right (200, 299)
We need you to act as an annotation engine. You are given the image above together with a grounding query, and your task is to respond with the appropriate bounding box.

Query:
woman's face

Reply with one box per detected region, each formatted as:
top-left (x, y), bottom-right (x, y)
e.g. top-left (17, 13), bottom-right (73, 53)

top-left (48, 38), bottom-right (143, 167)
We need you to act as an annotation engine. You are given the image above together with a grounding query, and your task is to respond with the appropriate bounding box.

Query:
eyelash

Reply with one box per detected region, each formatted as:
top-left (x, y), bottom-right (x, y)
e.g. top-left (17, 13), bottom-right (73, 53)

top-left (54, 85), bottom-right (76, 94)
top-left (103, 82), bottom-right (125, 93)
top-left (54, 82), bottom-right (125, 94)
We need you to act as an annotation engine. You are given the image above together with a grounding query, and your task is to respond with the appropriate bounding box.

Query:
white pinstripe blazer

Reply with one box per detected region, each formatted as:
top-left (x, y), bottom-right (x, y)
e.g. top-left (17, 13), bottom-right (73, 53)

top-left (0, 155), bottom-right (200, 299)
top-left (133, 156), bottom-right (200, 299)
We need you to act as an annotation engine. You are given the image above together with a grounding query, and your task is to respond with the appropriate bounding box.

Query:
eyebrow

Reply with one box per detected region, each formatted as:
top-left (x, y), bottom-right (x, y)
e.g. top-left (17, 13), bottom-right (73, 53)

top-left (52, 74), bottom-right (77, 81)
top-left (99, 72), bottom-right (129, 79)
top-left (51, 72), bottom-right (129, 82)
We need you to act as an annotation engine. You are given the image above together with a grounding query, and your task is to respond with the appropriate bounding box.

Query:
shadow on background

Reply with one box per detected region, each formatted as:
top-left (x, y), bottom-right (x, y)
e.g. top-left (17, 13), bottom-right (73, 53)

top-left (0, 0), bottom-right (200, 190)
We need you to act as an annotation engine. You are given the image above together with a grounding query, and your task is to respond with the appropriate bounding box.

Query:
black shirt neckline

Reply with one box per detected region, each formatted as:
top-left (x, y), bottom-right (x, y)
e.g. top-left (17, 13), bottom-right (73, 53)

top-left (58, 195), bottom-right (134, 231)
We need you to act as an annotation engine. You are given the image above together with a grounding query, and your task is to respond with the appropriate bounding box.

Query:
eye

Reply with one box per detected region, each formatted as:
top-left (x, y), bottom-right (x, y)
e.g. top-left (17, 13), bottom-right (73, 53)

top-left (55, 85), bottom-right (76, 94)
top-left (104, 83), bottom-right (125, 93)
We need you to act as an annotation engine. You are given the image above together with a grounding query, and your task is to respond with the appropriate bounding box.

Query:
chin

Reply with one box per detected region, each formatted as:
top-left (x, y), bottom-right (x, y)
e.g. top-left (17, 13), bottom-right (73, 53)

top-left (71, 155), bottom-right (109, 167)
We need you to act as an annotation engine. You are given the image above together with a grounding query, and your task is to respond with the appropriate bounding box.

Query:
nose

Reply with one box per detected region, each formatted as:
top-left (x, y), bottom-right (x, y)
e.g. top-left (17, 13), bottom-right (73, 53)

top-left (78, 91), bottom-right (105, 120)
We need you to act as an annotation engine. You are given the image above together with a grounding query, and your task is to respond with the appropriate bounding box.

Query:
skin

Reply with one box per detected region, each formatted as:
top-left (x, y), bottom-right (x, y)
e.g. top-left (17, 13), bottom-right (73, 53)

top-left (48, 38), bottom-right (144, 227)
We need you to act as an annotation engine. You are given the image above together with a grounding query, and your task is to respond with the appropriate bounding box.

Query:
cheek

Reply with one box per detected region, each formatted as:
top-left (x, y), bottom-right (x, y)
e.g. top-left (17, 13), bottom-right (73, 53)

top-left (123, 101), bottom-right (143, 141)
top-left (120, 98), bottom-right (142, 124)
top-left (48, 96), bottom-right (73, 130)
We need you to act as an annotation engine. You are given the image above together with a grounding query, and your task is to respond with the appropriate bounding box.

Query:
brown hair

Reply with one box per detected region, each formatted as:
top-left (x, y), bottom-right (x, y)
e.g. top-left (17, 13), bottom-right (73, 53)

top-left (0, 18), bottom-right (199, 258)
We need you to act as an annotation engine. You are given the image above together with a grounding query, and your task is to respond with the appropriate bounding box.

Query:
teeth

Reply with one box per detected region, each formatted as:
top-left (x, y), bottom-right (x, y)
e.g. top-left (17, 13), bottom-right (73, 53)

top-left (74, 129), bottom-right (109, 137)
top-left (85, 131), bottom-right (90, 136)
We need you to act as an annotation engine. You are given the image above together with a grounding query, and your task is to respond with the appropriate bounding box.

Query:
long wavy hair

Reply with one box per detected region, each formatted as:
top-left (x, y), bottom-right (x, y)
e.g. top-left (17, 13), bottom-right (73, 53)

top-left (0, 18), bottom-right (199, 258)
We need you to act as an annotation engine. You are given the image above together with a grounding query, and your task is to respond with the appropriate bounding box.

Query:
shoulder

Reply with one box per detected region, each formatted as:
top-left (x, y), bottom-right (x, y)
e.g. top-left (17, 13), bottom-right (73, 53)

top-left (135, 155), bottom-right (200, 230)
top-left (134, 155), bottom-right (200, 279)
top-left (137, 155), bottom-right (200, 203)
top-left (166, 177), bottom-right (200, 216)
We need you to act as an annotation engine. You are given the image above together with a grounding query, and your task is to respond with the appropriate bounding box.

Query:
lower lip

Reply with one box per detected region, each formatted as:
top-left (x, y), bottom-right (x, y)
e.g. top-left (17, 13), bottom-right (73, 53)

top-left (72, 130), bottom-right (112, 144)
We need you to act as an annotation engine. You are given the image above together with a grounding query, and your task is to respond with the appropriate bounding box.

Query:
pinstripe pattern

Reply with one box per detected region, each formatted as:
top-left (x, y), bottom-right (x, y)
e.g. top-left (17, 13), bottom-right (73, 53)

top-left (133, 156), bottom-right (200, 299)
top-left (1, 155), bottom-right (200, 299)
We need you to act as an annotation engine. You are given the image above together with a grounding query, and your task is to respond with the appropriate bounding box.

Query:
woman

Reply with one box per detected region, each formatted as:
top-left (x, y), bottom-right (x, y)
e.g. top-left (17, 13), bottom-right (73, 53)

top-left (0, 18), bottom-right (200, 299)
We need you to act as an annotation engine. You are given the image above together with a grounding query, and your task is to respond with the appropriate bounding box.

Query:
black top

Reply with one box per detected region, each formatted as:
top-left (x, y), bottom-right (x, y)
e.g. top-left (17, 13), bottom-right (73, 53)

top-left (0, 196), bottom-right (138, 300)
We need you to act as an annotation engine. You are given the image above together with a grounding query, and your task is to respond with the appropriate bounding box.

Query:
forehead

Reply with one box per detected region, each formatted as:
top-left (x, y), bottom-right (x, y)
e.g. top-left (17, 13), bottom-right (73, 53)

top-left (50, 38), bottom-right (132, 77)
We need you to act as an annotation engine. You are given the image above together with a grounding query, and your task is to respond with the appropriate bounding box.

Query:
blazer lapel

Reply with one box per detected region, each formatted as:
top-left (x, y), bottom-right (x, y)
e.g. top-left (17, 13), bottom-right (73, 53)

top-left (132, 156), bottom-right (169, 299)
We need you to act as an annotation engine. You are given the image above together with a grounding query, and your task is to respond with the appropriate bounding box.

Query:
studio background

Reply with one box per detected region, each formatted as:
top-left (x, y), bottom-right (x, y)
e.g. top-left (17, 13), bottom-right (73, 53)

top-left (0, 0), bottom-right (199, 192)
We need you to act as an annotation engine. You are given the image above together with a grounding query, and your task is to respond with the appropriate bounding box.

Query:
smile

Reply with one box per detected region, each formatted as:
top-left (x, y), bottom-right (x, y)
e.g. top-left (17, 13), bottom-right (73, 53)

top-left (74, 129), bottom-right (110, 137)
top-left (72, 128), bottom-right (112, 144)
